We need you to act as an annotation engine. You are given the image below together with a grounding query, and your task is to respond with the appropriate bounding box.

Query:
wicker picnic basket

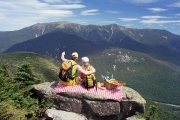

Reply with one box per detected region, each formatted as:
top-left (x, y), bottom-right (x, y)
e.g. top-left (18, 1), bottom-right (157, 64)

top-left (104, 79), bottom-right (126, 90)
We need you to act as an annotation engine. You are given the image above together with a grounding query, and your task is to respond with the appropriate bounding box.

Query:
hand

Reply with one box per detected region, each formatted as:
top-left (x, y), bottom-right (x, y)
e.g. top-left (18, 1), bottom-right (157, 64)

top-left (92, 68), bottom-right (96, 73)
top-left (62, 51), bottom-right (65, 56)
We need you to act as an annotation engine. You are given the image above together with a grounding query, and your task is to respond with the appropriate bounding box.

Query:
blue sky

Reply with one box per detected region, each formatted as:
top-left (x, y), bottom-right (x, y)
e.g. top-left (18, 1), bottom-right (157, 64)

top-left (0, 0), bottom-right (180, 35)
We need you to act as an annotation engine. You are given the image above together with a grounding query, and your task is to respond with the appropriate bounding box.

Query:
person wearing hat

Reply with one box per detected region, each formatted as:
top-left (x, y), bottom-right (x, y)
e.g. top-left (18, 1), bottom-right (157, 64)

top-left (61, 51), bottom-right (78, 62)
top-left (80, 56), bottom-right (96, 80)
top-left (60, 51), bottom-right (96, 86)
top-left (80, 56), bottom-right (106, 90)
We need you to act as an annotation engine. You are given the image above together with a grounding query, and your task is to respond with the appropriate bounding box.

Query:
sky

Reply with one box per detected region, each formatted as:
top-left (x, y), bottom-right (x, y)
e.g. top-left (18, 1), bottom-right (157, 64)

top-left (0, 0), bottom-right (180, 35)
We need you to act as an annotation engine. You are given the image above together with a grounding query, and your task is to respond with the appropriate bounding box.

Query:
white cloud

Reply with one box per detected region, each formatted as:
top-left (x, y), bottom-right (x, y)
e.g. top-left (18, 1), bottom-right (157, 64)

top-left (106, 11), bottom-right (120, 14)
top-left (0, 0), bottom-right (82, 18)
top-left (147, 7), bottom-right (167, 12)
top-left (169, 2), bottom-right (180, 7)
top-left (41, 0), bottom-right (82, 4)
top-left (141, 16), bottom-right (167, 19)
top-left (50, 4), bottom-right (86, 9)
top-left (140, 15), bottom-right (180, 24)
top-left (140, 19), bottom-right (180, 24)
top-left (0, 0), bottom-right (86, 31)
top-left (81, 9), bottom-right (99, 15)
top-left (119, 18), bottom-right (140, 21)
top-left (37, 10), bottom-right (73, 17)
top-left (124, 0), bottom-right (159, 4)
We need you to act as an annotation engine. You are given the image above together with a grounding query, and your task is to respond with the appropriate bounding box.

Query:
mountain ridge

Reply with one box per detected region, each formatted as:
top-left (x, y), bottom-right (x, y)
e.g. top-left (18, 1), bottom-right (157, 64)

top-left (1, 21), bottom-right (180, 66)
top-left (1, 21), bottom-right (180, 50)
top-left (2, 21), bottom-right (180, 66)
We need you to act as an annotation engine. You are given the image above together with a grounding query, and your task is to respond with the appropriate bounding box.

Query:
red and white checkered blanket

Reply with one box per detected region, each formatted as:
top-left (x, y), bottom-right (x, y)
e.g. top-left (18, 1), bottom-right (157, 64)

top-left (54, 82), bottom-right (123, 102)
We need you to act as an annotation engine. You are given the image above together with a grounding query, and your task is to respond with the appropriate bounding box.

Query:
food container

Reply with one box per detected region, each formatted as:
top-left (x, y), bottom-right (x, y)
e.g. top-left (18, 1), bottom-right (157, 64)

top-left (104, 79), bottom-right (126, 90)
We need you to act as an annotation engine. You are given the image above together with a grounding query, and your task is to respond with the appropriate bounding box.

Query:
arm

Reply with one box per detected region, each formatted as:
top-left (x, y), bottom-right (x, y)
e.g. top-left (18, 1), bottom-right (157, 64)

top-left (76, 65), bottom-right (96, 75)
top-left (61, 51), bottom-right (67, 62)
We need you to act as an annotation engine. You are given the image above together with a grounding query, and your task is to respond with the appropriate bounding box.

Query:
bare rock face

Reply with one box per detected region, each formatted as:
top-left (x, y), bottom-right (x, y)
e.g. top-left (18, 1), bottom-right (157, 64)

top-left (32, 81), bottom-right (146, 120)
top-left (45, 109), bottom-right (88, 120)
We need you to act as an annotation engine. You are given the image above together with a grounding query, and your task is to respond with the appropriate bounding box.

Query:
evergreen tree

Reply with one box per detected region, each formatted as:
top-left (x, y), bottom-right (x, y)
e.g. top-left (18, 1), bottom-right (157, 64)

top-left (0, 100), bottom-right (27, 120)
top-left (0, 64), bottom-right (13, 101)
top-left (14, 58), bottom-right (43, 89)
top-left (12, 58), bottom-right (45, 118)
top-left (0, 58), bottom-right (46, 119)
top-left (0, 63), bottom-right (26, 120)
top-left (145, 105), bottom-right (158, 120)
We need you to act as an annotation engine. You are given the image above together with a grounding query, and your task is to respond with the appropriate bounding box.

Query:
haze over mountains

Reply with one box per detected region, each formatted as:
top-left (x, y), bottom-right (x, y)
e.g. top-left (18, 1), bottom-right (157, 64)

top-left (1, 21), bottom-right (180, 115)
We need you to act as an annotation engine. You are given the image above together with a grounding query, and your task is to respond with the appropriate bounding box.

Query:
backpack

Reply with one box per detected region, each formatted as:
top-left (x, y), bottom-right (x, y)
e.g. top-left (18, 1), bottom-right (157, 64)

top-left (84, 74), bottom-right (97, 90)
top-left (59, 60), bottom-right (77, 82)
top-left (82, 65), bottom-right (97, 90)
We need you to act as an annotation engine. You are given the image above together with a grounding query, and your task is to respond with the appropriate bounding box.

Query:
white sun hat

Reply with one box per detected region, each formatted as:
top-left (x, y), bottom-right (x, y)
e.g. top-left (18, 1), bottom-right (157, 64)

top-left (81, 57), bottom-right (89, 62)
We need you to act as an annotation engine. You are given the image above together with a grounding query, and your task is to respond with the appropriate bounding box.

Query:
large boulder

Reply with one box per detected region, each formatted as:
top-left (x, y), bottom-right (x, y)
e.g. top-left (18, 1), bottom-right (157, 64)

top-left (33, 81), bottom-right (146, 120)
top-left (44, 109), bottom-right (87, 120)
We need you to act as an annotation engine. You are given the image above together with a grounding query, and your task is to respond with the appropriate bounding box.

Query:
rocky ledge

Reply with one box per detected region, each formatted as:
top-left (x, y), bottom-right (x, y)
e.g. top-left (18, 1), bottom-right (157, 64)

top-left (32, 81), bottom-right (146, 120)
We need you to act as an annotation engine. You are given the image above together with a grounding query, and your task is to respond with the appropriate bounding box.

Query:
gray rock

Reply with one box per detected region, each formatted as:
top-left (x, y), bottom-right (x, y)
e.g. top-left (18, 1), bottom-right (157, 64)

top-left (32, 81), bottom-right (146, 120)
top-left (126, 116), bottom-right (145, 120)
top-left (45, 109), bottom-right (87, 120)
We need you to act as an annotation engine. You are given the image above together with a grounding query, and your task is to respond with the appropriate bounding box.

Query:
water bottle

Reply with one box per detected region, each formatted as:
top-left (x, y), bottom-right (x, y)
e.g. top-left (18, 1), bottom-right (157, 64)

top-left (104, 76), bottom-right (109, 80)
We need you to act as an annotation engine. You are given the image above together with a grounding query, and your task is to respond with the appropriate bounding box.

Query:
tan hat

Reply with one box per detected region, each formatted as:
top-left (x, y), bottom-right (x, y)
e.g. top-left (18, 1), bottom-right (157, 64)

top-left (72, 52), bottom-right (78, 58)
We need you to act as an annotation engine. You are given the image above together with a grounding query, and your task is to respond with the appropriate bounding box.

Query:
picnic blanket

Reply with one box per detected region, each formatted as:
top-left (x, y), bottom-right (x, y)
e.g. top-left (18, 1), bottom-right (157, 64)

top-left (54, 82), bottom-right (123, 102)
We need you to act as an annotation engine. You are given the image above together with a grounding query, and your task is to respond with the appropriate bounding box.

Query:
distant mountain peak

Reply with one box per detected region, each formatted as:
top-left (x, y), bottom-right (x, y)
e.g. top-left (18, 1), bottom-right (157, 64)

top-left (56, 21), bottom-right (72, 28)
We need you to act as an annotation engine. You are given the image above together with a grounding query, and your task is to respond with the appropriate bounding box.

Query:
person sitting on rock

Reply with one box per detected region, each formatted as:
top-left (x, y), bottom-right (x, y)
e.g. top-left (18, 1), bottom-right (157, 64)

top-left (60, 51), bottom-right (96, 86)
top-left (80, 56), bottom-right (96, 81)
top-left (80, 56), bottom-right (106, 90)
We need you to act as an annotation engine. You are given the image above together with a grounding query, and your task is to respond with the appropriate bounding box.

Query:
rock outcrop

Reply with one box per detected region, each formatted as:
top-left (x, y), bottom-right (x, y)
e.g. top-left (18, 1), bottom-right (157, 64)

top-left (33, 81), bottom-right (146, 120)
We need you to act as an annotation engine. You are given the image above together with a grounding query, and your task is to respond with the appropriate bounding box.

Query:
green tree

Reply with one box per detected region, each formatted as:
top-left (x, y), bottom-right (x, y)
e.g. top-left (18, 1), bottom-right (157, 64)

top-left (145, 105), bottom-right (158, 120)
top-left (0, 64), bottom-right (14, 101)
top-left (12, 58), bottom-right (45, 118)
top-left (14, 58), bottom-right (43, 89)
top-left (0, 63), bottom-right (26, 120)
top-left (0, 58), bottom-right (46, 119)
top-left (0, 100), bottom-right (27, 120)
